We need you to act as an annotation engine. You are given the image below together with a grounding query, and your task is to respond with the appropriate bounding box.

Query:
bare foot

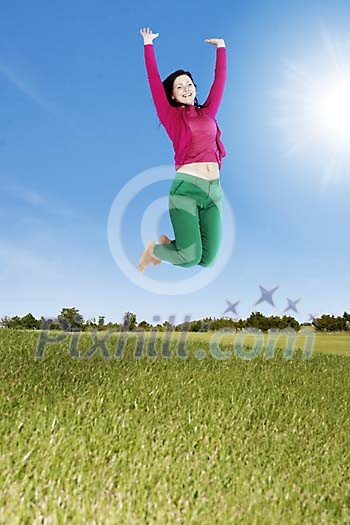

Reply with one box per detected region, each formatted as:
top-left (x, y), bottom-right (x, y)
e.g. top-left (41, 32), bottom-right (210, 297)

top-left (159, 234), bottom-right (172, 244)
top-left (152, 234), bottom-right (174, 267)
top-left (138, 241), bottom-right (161, 272)
top-left (151, 235), bottom-right (172, 267)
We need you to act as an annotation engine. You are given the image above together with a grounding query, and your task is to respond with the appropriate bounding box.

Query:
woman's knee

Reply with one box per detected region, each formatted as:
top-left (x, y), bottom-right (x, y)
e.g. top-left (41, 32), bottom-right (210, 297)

top-left (177, 247), bottom-right (202, 267)
top-left (180, 254), bottom-right (203, 267)
top-left (198, 253), bottom-right (218, 267)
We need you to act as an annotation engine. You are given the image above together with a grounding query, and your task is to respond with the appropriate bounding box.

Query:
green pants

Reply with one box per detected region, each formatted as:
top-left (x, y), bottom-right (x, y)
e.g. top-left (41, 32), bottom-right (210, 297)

top-left (153, 171), bottom-right (224, 267)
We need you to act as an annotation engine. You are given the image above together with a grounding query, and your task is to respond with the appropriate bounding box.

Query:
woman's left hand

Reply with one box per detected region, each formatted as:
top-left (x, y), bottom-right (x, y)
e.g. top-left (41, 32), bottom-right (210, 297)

top-left (204, 38), bottom-right (225, 47)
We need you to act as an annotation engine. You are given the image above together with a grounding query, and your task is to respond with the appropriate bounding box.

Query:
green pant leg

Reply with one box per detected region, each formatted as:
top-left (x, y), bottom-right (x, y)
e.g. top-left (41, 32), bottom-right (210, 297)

top-left (153, 190), bottom-right (203, 267)
top-left (198, 183), bottom-right (223, 267)
top-left (198, 200), bottom-right (222, 267)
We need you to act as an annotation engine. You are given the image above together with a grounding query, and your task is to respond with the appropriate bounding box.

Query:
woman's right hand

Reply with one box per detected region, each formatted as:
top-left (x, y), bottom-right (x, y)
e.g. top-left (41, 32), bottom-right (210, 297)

top-left (140, 27), bottom-right (159, 44)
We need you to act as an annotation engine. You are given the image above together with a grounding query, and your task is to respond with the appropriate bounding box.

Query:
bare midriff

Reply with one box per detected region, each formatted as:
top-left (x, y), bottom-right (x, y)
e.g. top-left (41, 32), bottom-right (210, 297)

top-left (175, 161), bottom-right (220, 180)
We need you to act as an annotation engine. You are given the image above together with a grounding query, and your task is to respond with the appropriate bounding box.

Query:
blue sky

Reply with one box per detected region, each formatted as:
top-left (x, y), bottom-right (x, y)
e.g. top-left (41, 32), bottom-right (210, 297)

top-left (1, 0), bottom-right (350, 325)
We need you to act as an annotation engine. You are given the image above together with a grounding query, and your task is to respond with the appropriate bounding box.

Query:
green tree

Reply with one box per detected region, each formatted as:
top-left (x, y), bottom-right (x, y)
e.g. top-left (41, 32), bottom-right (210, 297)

top-left (58, 308), bottom-right (84, 332)
top-left (0, 316), bottom-right (11, 328)
top-left (8, 316), bottom-right (23, 329)
top-left (98, 316), bottom-right (105, 329)
top-left (123, 312), bottom-right (137, 331)
top-left (21, 313), bottom-right (40, 330)
top-left (137, 320), bottom-right (152, 331)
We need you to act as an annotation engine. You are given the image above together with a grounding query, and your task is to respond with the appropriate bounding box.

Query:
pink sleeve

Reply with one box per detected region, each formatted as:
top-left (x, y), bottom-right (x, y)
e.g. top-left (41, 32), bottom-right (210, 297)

top-left (202, 47), bottom-right (227, 117)
top-left (144, 43), bottom-right (173, 125)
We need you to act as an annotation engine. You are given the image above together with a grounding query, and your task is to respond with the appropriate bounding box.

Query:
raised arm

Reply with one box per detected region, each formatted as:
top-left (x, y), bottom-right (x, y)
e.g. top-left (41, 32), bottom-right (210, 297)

top-left (202, 38), bottom-right (227, 118)
top-left (140, 27), bottom-right (173, 126)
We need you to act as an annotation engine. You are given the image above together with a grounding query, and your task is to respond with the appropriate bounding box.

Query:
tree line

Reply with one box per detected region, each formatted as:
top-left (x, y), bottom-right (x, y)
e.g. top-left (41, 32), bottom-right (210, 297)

top-left (1, 308), bottom-right (350, 332)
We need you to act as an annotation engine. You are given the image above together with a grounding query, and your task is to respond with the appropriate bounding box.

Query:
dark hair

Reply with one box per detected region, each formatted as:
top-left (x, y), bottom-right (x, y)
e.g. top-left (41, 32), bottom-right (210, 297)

top-left (157, 69), bottom-right (209, 127)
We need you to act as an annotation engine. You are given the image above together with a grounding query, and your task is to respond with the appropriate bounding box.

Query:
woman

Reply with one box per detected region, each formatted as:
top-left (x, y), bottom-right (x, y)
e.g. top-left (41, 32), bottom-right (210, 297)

top-left (138, 27), bottom-right (227, 272)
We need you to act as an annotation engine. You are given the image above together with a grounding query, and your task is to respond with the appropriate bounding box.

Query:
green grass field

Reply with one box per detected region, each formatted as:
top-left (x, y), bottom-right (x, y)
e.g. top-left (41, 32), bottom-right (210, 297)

top-left (1, 329), bottom-right (349, 524)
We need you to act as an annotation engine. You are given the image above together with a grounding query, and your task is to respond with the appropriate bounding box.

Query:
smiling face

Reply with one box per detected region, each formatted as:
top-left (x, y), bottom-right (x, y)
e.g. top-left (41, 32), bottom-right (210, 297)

top-left (172, 74), bottom-right (196, 106)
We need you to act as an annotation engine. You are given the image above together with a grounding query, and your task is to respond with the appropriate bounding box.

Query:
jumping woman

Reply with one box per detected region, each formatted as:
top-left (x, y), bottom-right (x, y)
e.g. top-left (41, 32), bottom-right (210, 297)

top-left (138, 27), bottom-right (227, 272)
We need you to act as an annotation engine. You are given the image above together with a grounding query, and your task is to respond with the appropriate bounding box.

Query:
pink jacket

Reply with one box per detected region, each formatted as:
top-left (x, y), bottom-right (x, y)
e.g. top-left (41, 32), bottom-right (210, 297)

top-left (143, 43), bottom-right (227, 169)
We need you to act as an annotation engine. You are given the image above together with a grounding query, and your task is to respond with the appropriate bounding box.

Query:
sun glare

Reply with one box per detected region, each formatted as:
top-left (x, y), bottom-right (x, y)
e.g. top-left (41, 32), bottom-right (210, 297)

top-left (271, 28), bottom-right (350, 186)
top-left (315, 78), bottom-right (350, 141)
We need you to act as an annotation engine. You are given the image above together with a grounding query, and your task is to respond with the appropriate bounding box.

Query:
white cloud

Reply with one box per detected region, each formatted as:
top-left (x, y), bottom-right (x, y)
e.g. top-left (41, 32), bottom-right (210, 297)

top-left (0, 240), bottom-right (65, 279)
top-left (0, 59), bottom-right (54, 112)
top-left (1, 179), bottom-right (85, 220)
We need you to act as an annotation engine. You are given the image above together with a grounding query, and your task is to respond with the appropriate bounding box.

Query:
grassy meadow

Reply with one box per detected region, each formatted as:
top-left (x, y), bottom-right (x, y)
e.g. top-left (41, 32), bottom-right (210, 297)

top-left (0, 328), bottom-right (349, 524)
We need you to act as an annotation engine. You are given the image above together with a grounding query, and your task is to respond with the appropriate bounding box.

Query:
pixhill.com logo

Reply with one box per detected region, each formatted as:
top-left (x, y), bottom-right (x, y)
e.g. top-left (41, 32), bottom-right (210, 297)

top-left (35, 315), bottom-right (315, 362)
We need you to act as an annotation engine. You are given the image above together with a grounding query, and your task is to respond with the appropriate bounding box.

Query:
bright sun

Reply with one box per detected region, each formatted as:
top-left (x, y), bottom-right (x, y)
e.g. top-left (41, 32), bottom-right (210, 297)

top-left (271, 28), bottom-right (350, 186)
top-left (315, 78), bottom-right (350, 141)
